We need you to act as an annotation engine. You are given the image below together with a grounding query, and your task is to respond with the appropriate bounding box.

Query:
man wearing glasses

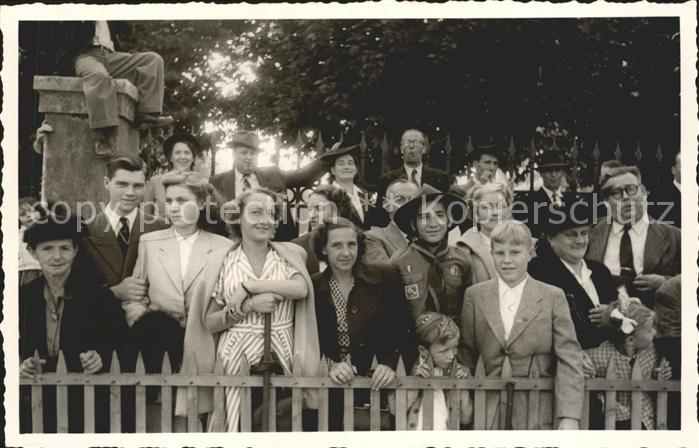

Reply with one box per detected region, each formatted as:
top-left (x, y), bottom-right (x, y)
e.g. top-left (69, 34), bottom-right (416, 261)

top-left (586, 165), bottom-right (680, 308)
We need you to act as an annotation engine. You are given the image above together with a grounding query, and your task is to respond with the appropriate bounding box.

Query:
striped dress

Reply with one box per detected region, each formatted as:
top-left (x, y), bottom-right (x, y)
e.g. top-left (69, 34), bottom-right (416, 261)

top-left (212, 245), bottom-right (298, 432)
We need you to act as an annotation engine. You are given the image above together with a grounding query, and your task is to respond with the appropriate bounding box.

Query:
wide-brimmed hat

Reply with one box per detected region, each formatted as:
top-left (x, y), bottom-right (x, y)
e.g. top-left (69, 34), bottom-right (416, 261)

top-left (538, 200), bottom-right (597, 235)
top-left (536, 150), bottom-right (568, 171)
top-left (467, 142), bottom-right (503, 164)
top-left (319, 142), bottom-right (360, 165)
top-left (393, 184), bottom-right (468, 237)
top-left (163, 133), bottom-right (202, 160)
top-left (230, 130), bottom-right (261, 152)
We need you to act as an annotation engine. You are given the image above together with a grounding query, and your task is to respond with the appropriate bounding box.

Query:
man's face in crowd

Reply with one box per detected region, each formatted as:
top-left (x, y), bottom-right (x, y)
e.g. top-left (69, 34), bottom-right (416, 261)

top-left (384, 181), bottom-right (420, 218)
top-left (104, 168), bottom-right (146, 216)
top-left (307, 193), bottom-right (334, 230)
top-left (476, 154), bottom-right (499, 183)
top-left (233, 146), bottom-right (259, 175)
top-left (604, 172), bottom-right (646, 225)
top-left (492, 240), bottom-right (532, 286)
top-left (671, 153), bottom-right (681, 184)
top-left (541, 168), bottom-right (565, 191)
top-left (415, 201), bottom-right (448, 245)
top-left (400, 130), bottom-right (427, 166)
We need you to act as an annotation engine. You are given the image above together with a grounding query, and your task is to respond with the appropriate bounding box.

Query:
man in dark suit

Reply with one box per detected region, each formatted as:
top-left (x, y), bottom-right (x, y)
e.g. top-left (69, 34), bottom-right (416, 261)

top-left (586, 165), bottom-right (681, 309)
top-left (528, 201), bottom-right (617, 349)
top-left (379, 129), bottom-right (451, 194)
top-left (649, 152), bottom-right (681, 228)
top-left (210, 130), bottom-right (329, 241)
top-left (525, 150), bottom-right (576, 236)
top-left (55, 21), bottom-right (172, 156)
top-left (78, 154), bottom-right (168, 432)
top-left (364, 178), bottom-right (419, 264)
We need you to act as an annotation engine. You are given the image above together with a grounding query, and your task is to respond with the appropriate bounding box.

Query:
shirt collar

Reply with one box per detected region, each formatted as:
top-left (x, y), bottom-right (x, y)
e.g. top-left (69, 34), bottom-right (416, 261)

top-left (235, 166), bottom-right (256, 181)
top-left (673, 179), bottom-right (681, 191)
top-left (561, 258), bottom-right (592, 281)
top-left (404, 164), bottom-right (423, 176)
top-left (496, 274), bottom-right (528, 298)
top-left (541, 185), bottom-right (561, 201)
top-left (174, 229), bottom-right (200, 244)
top-left (611, 212), bottom-right (650, 236)
top-left (104, 203), bottom-right (138, 231)
top-left (332, 180), bottom-right (357, 196)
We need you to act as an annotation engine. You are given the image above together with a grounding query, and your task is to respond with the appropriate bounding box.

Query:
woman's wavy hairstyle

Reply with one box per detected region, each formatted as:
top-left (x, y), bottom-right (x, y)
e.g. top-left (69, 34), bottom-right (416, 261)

top-left (161, 171), bottom-right (228, 236)
top-left (222, 187), bottom-right (283, 240)
top-left (311, 216), bottom-right (366, 264)
top-left (311, 184), bottom-right (363, 228)
top-left (415, 312), bottom-right (460, 346)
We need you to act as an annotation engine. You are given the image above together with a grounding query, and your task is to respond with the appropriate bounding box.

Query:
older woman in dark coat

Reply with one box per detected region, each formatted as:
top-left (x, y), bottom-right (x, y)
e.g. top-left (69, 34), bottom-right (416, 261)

top-left (528, 201), bottom-right (617, 350)
top-left (19, 214), bottom-right (127, 433)
top-left (311, 217), bottom-right (417, 430)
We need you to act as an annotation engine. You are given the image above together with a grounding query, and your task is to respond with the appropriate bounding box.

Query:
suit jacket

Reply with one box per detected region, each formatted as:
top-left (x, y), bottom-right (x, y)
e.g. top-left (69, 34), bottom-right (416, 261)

top-left (291, 231), bottom-right (320, 275)
top-left (55, 21), bottom-right (132, 75)
top-left (453, 227), bottom-right (497, 285)
top-left (528, 242), bottom-right (617, 349)
top-left (586, 218), bottom-right (681, 307)
top-left (460, 277), bottom-right (584, 429)
top-left (364, 221), bottom-right (409, 265)
top-left (79, 210), bottom-right (169, 288)
top-left (379, 165), bottom-right (451, 195)
top-left (210, 163), bottom-right (327, 241)
top-left (125, 228), bottom-right (234, 416)
top-left (523, 188), bottom-right (576, 236)
top-left (313, 262), bottom-right (417, 375)
top-left (649, 181), bottom-right (681, 228)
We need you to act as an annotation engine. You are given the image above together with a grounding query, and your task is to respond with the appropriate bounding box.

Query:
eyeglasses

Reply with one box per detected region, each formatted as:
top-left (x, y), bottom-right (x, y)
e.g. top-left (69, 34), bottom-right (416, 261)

top-left (605, 184), bottom-right (640, 199)
top-left (402, 139), bottom-right (425, 147)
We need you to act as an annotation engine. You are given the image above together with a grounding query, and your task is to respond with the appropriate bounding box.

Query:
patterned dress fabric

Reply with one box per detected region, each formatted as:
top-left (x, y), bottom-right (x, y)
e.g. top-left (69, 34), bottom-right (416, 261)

top-left (328, 277), bottom-right (353, 361)
top-left (211, 245), bottom-right (299, 432)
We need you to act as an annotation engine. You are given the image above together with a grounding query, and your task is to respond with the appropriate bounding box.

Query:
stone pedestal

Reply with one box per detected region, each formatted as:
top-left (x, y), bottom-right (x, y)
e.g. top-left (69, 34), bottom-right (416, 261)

top-left (33, 76), bottom-right (140, 218)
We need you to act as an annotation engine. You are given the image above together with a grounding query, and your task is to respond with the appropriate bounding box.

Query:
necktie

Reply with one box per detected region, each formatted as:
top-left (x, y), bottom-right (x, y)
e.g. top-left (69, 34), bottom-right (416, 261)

top-left (619, 224), bottom-right (636, 276)
top-left (410, 169), bottom-right (419, 185)
top-left (242, 174), bottom-right (252, 192)
top-left (118, 217), bottom-right (130, 255)
top-left (553, 191), bottom-right (563, 206)
top-left (427, 261), bottom-right (447, 313)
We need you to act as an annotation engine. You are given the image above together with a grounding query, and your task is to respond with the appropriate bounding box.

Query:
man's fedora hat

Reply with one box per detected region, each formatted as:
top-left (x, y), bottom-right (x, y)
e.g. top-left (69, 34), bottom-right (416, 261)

top-left (539, 200), bottom-right (597, 235)
top-left (536, 150), bottom-right (569, 171)
top-left (163, 133), bottom-right (202, 160)
top-left (319, 142), bottom-right (360, 164)
top-left (393, 183), bottom-right (468, 237)
top-left (231, 130), bottom-right (261, 151)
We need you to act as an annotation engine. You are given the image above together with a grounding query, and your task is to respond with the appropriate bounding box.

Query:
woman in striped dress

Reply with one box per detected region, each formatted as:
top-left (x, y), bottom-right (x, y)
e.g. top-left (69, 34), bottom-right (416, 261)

top-left (204, 188), bottom-right (320, 432)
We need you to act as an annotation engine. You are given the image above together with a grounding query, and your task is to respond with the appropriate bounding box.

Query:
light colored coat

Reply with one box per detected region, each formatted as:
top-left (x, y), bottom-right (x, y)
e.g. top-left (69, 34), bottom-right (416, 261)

top-left (454, 227), bottom-right (497, 285)
top-left (125, 228), bottom-right (234, 416)
top-left (460, 277), bottom-right (584, 429)
top-left (364, 221), bottom-right (409, 265)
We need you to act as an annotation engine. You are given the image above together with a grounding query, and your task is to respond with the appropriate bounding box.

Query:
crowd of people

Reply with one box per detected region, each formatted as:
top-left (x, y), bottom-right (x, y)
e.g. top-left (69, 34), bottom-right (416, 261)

top-left (19, 21), bottom-right (682, 433)
top-left (19, 127), bottom-right (682, 433)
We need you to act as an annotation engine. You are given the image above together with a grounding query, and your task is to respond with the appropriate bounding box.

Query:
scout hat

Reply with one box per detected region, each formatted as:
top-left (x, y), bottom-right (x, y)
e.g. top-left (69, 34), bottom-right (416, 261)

top-left (162, 133), bottom-right (202, 160)
top-left (393, 183), bottom-right (468, 237)
top-left (536, 150), bottom-right (568, 171)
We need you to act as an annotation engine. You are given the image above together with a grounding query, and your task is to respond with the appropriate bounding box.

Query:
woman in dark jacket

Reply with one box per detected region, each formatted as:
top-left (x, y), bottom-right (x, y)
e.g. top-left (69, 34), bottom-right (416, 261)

top-left (19, 214), bottom-right (128, 433)
top-left (311, 217), bottom-right (417, 430)
top-left (528, 201), bottom-right (617, 350)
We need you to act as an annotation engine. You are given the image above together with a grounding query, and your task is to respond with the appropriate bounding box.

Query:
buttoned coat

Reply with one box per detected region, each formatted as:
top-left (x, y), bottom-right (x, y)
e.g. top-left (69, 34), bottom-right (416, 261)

top-left (585, 219), bottom-right (681, 306)
top-left (528, 241), bottom-right (617, 349)
top-left (126, 228), bottom-right (235, 417)
top-left (312, 262), bottom-right (417, 375)
top-left (210, 163), bottom-right (327, 241)
top-left (460, 277), bottom-right (584, 429)
top-left (79, 210), bottom-right (169, 288)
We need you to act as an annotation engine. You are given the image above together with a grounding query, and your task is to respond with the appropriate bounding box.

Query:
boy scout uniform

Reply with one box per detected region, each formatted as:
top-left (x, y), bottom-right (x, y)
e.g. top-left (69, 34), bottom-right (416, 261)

top-left (390, 242), bottom-right (472, 325)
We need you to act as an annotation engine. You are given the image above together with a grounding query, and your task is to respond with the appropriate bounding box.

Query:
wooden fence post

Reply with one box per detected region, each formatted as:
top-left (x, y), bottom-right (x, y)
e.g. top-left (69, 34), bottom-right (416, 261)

top-left (446, 362), bottom-right (461, 430)
top-left (160, 353), bottom-right (173, 433)
top-left (317, 355), bottom-right (329, 431)
top-left (473, 358), bottom-right (487, 430)
top-left (369, 355), bottom-right (382, 431)
top-left (56, 351), bottom-right (69, 433)
top-left (393, 356), bottom-right (407, 430)
top-left (135, 353), bottom-right (146, 433)
top-left (500, 355), bottom-right (513, 430)
top-left (527, 358), bottom-right (540, 430)
top-left (210, 356), bottom-right (225, 432)
top-left (291, 354), bottom-right (304, 432)
top-left (630, 357), bottom-right (643, 429)
top-left (109, 351), bottom-right (122, 433)
top-left (239, 354), bottom-right (252, 432)
top-left (184, 351), bottom-right (200, 432)
top-left (31, 350), bottom-right (44, 433)
top-left (604, 357), bottom-right (617, 430)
